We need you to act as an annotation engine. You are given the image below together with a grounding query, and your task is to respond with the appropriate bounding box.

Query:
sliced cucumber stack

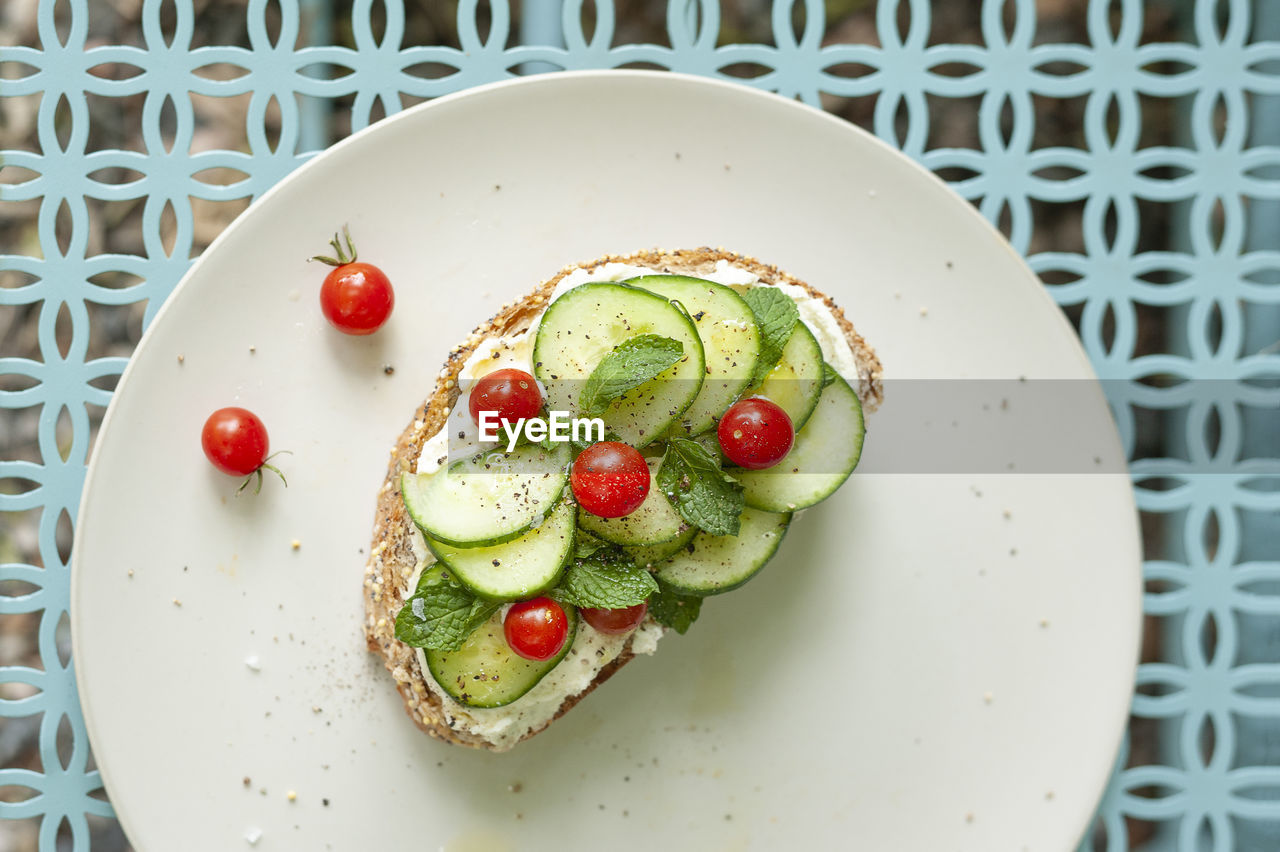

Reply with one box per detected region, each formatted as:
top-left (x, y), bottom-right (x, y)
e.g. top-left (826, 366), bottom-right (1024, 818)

top-left (401, 443), bottom-right (570, 547)
top-left (425, 600), bottom-right (579, 708)
top-left (625, 275), bottom-right (762, 437)
top-left (576, 460), bottom-right (686, 546)
top-left (423, 498), bottom-right (575, 601)
top-left (533, 283), bottom-right (705, 447)
top-left (654, 507), bottom-right (792, 596)
top-left (736, 372), bottom-right (865, 512)
top-left (753, 321), bottom-right (824, 430)
top-left (399, 272), bottom-right (871, 713)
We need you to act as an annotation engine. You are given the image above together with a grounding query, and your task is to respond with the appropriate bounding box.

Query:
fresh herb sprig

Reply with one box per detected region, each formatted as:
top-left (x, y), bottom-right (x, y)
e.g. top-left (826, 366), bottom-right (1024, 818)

top-left (648, 584), bottom-right (703, 634)
top-left (395, 568), bottom-right (499, 651)
top-left (657, 437), bottom-right (745, 537)
top-left (579, 334), bottom-right (684, 417)
top-left (553, 541), bottom-right (658, 609)
top-left (741, 287), bottom-right (800, 387)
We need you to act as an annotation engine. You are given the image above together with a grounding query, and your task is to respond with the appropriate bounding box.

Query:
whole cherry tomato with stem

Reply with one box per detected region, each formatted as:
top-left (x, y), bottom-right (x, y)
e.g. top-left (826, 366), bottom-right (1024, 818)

top-left (468, 368), bottom-right (543, 427)
top-left (311, 225), bottom-right (395, 335)
top-left (504, 597), bottom-right (569, 661)
top-left (717, 397), bottom-right (794, 470)
top-left (581, 602), bottom-right (648, 635)
top-left (571, 441), bottom-right (650, 518)
top-left (201, 407), bottom-right (289, 494)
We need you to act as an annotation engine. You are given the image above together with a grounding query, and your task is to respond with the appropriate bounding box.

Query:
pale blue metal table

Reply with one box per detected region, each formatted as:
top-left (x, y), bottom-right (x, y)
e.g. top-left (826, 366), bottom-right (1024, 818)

top-left (2, 1), bottom-right (1278, 849)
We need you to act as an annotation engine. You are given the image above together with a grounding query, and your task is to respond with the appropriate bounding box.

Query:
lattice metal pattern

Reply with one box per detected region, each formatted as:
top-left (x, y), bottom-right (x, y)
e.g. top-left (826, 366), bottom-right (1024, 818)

top-left (1, 0), bottom-right (1278, 849)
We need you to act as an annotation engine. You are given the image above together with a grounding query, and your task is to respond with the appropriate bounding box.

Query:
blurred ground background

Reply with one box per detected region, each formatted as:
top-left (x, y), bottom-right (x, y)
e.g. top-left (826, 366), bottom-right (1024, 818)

top-left (1, 1), bottom-right (1189, 849)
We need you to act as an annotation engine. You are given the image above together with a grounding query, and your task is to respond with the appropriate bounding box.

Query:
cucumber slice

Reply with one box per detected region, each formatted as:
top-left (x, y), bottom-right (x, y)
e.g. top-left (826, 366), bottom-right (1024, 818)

top-left (423, 498), bottom-right (575, 601)
top-left (625, 275), bottom-right (762, 437)
top-left (401, 443), bottom-right (569, 547)
top-left (425, 603), bottom-right (579, 708)
top-left (736, 373), bottom-right (865, 512)
top-left (533, 283), bottom-right (705, 447)
top-left (624, 524), bottom-right (698, 568)
top-left (576, 460), bottom-right (686, 546)
top-left (654, 507), bottom-right (792, 596)
top-left (754, 321), bottom-right (824, 431)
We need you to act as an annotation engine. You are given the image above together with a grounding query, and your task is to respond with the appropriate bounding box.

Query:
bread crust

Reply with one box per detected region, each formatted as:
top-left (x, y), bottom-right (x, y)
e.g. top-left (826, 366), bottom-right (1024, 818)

top-left (363, 247), bottom-right (883, 750)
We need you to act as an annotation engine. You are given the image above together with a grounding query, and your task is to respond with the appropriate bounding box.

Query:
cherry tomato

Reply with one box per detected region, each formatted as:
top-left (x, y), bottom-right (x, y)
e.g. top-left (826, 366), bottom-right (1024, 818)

top-left (571, 442), bottom-right (649, 518)
top-left (717, 397), bottom-right (794, 470)
top-left (319, 262), bottom-right (394, 334)
top-left (314, 227), bottom-right (394, 335)
top-left (581, 602), bottom-right (648, 635)
top-left (201, 407), bottom-right (270, 476)
top-left (468, 368), bottom-right (543, 426)
top-left (503, 597), bottom-right (569, 661)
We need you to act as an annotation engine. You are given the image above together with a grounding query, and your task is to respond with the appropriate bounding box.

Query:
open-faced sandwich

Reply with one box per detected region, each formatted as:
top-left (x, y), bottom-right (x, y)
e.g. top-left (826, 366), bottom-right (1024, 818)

top-left (363, 248), bottom-right (883, 751)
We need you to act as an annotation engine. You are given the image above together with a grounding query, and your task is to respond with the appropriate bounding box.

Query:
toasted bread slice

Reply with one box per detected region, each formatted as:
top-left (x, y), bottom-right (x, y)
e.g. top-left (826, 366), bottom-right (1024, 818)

top-left (363, 247), bottom-right (883, 750)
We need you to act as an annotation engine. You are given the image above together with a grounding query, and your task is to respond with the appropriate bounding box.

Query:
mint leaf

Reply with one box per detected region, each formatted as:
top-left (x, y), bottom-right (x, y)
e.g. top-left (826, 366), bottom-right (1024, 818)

top-left (556, 549), bottom-right (658, 609)
top-left (822, 362), bottom-right (838, 387)
top-left (657, 437), bottom-right (744, 537)
top-left (693, 432), bottom-right (723, 463)
top-left (742, 286), bottom-right (800, 351)
top-left (648, 584), bottom-right (703, 634)
top-left (395, 572), bottom-right (499, 651)
top-left (579, 334), bottom-right (684, 417)
top-left (742, 287), bottom-right (799, 387)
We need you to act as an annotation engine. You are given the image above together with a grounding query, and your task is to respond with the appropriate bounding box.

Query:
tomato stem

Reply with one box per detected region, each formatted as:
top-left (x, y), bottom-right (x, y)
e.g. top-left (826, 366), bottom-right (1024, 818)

top-left (236, 469), bottom-right (264, 496)
top-left (234, 451), bottom-right (291, 496)
top-left (310, 224), bottom-right (358, 267)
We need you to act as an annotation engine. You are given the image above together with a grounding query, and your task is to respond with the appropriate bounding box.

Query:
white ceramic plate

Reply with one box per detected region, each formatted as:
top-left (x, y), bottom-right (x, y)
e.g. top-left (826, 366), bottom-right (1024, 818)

top-left (73, 71), bottom-right (1140, 851)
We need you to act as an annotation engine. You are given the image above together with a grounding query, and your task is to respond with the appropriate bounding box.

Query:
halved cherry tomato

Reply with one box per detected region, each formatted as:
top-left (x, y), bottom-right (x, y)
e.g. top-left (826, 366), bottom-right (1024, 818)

top-left (503, 597), bottom-right (569, 661)
top-left (717, 397), bottom-right (794, 470)
top-left (313, 227), bottom-right (394, 335)
top-left (571, 442), bottom-right (649, 518)
top-left (468, 368), bottom-right (542, 426)
top-left (581, 602), bottom-right (648, 635)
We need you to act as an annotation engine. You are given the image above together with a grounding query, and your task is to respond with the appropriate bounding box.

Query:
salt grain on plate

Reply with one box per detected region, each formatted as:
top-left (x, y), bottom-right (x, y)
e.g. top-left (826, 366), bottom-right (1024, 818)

top-left (244, 827), bottom-right (262, 845)
top-left (245, 655), bottom-right (262, 672)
